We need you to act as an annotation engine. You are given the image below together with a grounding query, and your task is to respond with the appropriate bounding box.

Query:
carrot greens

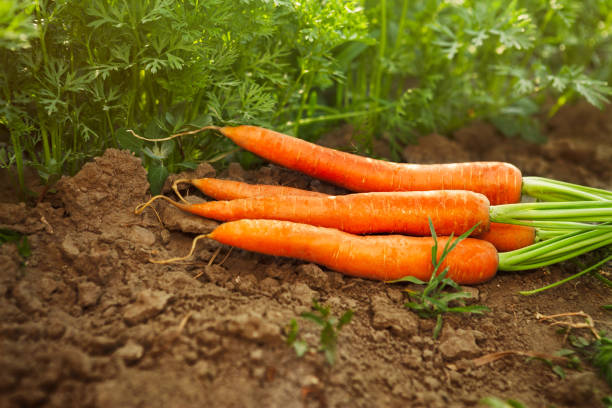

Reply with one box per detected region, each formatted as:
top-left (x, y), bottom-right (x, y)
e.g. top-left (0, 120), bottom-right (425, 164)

top-left (498, 227), bottom-right (612, 271)
top-left (3, 0), bottom-right (612, 192)
top-left (522, 177), bottom-right (612, 202)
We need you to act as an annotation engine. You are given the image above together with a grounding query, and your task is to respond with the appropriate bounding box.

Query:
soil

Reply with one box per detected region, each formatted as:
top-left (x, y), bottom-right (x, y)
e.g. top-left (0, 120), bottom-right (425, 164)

top-left (1, 102), bottom-right (611, 408)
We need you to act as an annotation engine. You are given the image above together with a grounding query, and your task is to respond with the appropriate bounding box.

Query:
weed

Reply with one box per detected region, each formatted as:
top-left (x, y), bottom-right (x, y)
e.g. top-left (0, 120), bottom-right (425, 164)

top-left (525, 348), bottom-right (581, 379)
top-left (286, 299), bottom-right (354, 365)
top-left (392, 220), bottom-right (489, 339)
top-left (570, 333), bottom-right (612, 390)
top-left (0, 228), bottom-right (31, 259)
top-left (480, 396), bottom-right (526, 408)
top-left (537, 308), bottom-right (612, 390)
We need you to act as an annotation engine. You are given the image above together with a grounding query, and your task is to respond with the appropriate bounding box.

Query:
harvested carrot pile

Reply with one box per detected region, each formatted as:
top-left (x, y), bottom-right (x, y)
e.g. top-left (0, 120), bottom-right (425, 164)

top-left (133, 124), bottom-right (612, 285)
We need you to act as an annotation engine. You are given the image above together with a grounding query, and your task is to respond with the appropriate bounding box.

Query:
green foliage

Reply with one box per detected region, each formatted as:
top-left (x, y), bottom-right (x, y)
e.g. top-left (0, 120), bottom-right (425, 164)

top-left (2, 0), bottom-right (612, 192)
top-left (393, 220), bottom-right (489, 339)
top-left (571, 333), bottom-right (612, 390)
top-left (1, 0), bottom-right (368, 192)
top-left (339, 0), bottom-right (612, 154)
top-left (0, 0), bottom-right (35, 50)
top-left (480, 397), bottom-right (526, 408)
top-left (286, 299), bottom-right (354, 365)
top-left (0, 228), bottom-right (31, 259)
top-left (525, 348), bottom-right (581, 380)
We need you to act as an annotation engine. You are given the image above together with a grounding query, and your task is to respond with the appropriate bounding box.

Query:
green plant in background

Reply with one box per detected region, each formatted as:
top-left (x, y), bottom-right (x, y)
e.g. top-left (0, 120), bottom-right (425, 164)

top-left (480, 397), bottom-right (526, 408)
top-left (571, 332), bottom-right (612, 390)
top-left (0, 228), bottom-right (31, 260)
top-left (286, 299), bottom-right (354, 365)
top-left (336, 0), bottom-right (612, 155)
top-left (392, 220), bottom-right (489, 339)
top-left (1, 0), bottom-right (368, 195)
top-left (2, 0), bottom-right (612, 194)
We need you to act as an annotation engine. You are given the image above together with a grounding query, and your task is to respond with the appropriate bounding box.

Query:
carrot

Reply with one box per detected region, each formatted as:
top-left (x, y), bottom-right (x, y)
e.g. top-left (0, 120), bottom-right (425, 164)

top-left (151, 219), bottom-right (612, 283)
top-left (175, 177), bottom-right (327, 200)
top-left (163, 177), bottom-right (600, 250)
top-left (217, 126), bottom-right (522, 205)
top-left (474, 222), bottom-right (536, 252)
top-left (131, 125), bottom-right (522, 205)
top-left (207, 219), bottom-right (499, 284)
top-left (137, 190), bottom-right (491, 236)
top-left (173, 178), bottom-right (537, 250)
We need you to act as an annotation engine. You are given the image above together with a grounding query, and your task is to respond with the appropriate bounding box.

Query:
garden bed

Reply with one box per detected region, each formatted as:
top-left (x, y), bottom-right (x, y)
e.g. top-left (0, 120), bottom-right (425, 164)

top-left (0, 103), bottom-right (611, 408)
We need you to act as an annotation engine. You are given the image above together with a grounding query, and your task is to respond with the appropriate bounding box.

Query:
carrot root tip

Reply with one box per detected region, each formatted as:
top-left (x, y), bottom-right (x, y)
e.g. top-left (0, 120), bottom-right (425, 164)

top-left (127, 126), bottom-right (220, 143)
top-left (172, 179), bottom-right (192, 204)
top-left (148, 234), bottom-right (210, 264)
top-left (134, 195), bottom-right (185, 215)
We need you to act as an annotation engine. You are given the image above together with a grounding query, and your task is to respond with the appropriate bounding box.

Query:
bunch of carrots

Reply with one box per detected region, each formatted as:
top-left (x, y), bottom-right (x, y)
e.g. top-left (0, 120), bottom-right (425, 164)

top-left (132, 125), bottom-right (612, 285)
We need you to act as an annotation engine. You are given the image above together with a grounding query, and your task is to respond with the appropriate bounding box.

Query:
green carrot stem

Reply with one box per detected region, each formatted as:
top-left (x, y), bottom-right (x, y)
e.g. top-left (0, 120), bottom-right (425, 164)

top-left (498, 228), bottom-right (612, 271)
top-left (494, 219), bottom-right (612, 230)
top-left (519, 253), bottom-right (612, 295)
top-left (522, 176), bottom-right (612, 201)
top-left (499, 237), bottom-right (612, 271)
top-left (535, 228), bottom-right (573, 241)
top-left (490, 201), bottom-right (612, 223)
top-left (593, 271), bottom-right (612, 289)
top-left (529, 232), bottom-right (612, 260)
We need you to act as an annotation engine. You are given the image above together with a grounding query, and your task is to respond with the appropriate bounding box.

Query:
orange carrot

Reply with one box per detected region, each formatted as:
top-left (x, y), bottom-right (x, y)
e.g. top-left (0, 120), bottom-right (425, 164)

top-left (216, 126), bottom-right (522, 205)
top-left (170, 178), bottom-right (538, 249)
top-left (474, 222), bottom-right (536, 252)
top-left (179, 177), bottom-right (327, 200)
top-left (140, 190), bottom-right (491, 236)
top-left (207, 219), bottom-right (498, 284)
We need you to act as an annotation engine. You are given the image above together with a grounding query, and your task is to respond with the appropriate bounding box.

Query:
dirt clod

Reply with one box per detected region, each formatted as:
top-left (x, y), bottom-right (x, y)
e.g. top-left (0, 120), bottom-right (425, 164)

top-left (123, 290), bottom-right (173, 326)
top-left (115, 340), bottom-right (144, 364)
top-left (371, 295), bottom-right (419, 337)
top-left (438, 328), bottom-right (482, 360)
top-left (77, 281), bottom-right (102, 308)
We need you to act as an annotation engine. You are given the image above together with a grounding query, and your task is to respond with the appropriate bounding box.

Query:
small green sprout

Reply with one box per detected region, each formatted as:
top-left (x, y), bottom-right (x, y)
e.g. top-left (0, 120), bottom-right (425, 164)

top-left (286, 299), bottom-right (353, 365)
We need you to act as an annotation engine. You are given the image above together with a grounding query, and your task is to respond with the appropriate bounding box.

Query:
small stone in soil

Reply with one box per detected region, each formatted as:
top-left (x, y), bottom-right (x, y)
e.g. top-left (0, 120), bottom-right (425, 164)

top-left (61, 235), bottom-right (80, 258)
top-left (128, 225), bottom-right (156, 247)
top-left (371, 295), bottom-right (418, 337)
top-left (296, 263), bottom-right (330, 291)
top-left (115, 340), bottom-right (144, 364)
top-left (438, 328), bottom-right (482, 361)
top-left (291, 282), bottom-right (318, 306)
top-left (123, 289), bottom-right (173, 326)
top-left (77, 281), bottom-right (102, 308)
top-left (221, 313), bottom-right (281, 343)
top-left (194, 360), bottom-right (217, 380)
top-left (259, 277), bottom-right (280, 294)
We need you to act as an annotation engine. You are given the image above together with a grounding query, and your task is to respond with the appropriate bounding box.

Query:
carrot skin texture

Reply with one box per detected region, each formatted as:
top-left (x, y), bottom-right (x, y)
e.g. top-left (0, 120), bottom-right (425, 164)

top-left (208, 219), bottom-right (498, 284)
top-left (190, 177), bottom-right (327, 200)
top-left (474, 222), bottom-right (536, 252)
top-left (219, 125), bottom-right (522, 205)
top-left (176, 190), bottom-right (491, 236)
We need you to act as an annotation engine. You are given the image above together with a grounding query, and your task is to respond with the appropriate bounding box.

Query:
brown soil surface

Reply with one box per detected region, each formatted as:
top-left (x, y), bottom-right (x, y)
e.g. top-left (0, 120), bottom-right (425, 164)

top-left (1, 103), bottom-right (611, 408)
